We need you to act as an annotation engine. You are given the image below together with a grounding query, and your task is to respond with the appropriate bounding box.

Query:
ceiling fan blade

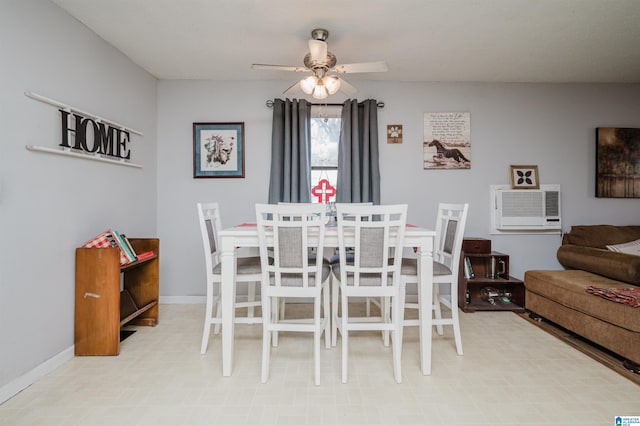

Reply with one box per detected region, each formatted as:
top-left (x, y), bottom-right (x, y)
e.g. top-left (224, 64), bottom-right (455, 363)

top-left (337, 78), bottom-right (358, 96)
top-left (251, 63), bottom-right (308, 72)
top-left (331, 61), bottom-right (389, 74)
top-left (308, 39), bottom-right (327, 63)
top-left (282, 80), bottom-right (301, 96)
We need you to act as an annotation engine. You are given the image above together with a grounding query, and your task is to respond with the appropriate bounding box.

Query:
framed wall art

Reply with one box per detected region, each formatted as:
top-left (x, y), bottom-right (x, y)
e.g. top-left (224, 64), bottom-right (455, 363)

top-left (596, 127), bottom-right (640, 198)
top-left (387, 125), bottom-right (403, 144)
top-left (193, 122), bottom-right (245, 178)
top-left (423, 112), bottom-right (471, 169)
top-left (509, 165), bottom-right (539, 189)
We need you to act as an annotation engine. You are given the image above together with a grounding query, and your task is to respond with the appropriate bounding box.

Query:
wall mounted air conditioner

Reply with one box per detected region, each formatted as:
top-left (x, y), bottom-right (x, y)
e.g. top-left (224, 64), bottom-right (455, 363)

top-left (490, 184), bottom-right (562, 234)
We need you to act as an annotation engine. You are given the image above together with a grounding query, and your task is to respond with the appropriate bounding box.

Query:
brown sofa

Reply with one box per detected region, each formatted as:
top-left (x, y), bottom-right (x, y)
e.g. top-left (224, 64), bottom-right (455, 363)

top-left (524, 225), bottom-right (640, 366)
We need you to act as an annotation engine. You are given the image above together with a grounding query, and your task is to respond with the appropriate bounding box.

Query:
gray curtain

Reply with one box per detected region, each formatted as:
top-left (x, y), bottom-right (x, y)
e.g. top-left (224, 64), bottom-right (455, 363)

top-left (268, 98), bottom-right (312, 204)
top-left (336, 99), bottom-right (381, 204)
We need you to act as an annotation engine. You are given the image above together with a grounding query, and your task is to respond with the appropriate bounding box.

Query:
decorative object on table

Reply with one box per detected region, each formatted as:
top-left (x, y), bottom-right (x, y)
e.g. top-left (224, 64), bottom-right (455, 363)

top-left (251, 28), bottom-right (388, 99)
top-left (193, 122), bottom-right (244, 178)
top-left (423, 112), bottom-right (471, 169)
top-left (509, 165), bottom-right (539, 189)
top-left (596, 127), bottom-right (640, 198)
top-left (387, 125), bottom-right (403, 144)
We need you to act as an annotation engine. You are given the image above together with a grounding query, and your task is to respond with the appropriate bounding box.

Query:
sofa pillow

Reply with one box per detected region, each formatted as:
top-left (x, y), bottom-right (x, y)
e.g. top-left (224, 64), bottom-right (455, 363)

top-left (563, 225), bottom-right (640, 249)
top-left (607, 238), bottom-right (640, 256)
top-left (557, 245), bottom-right (640, 285)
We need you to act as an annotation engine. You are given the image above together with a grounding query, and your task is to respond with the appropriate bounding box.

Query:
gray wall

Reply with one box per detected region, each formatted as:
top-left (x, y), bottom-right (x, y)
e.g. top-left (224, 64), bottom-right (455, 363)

top-left (0, 0), bottom-right (157, 394)
top-left (157, 80), bottom-right (640, 297)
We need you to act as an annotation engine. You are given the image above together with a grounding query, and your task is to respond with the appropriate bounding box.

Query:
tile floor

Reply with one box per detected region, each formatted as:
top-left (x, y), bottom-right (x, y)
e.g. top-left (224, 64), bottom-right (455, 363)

top-left (1, 303), bottom-right (638, 425)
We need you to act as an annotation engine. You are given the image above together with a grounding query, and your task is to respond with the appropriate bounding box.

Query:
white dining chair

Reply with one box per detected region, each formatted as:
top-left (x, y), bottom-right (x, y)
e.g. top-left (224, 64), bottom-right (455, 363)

top-left (332, 204), bottom-right (408, 383)
top-left (328, 202), bottom-right (373, 346)
top-left (400, 203), bottom-right (469, 355)
top-left (255, 203), bottom-right (331, 386)
top-left (197, 202), bottom-right (262, 355)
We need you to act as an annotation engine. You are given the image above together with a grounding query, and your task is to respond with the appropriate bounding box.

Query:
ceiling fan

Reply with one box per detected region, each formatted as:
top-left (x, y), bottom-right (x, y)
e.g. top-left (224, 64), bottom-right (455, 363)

top-left (251, 28), bottom-right (388, 100)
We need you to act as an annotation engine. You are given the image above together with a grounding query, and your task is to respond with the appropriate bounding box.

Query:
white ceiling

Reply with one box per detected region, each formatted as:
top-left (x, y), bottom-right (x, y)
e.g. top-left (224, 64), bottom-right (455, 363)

top-left (52, 0), bottom-right (640, 83)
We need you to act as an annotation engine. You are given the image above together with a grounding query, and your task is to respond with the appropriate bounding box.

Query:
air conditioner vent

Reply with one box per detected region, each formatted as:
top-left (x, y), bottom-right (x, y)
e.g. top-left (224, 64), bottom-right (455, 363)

top-left (545, 191), bottom-right (560, 216)
top-left (502, 192), bottom-right (543, 217)
top-left (490, 184), bottom-right (562, 234)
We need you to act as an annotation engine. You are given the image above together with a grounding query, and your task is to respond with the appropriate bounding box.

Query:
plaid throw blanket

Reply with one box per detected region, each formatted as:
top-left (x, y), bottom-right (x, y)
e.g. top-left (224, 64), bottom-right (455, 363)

top-left (586, 286), bottom-right (640, 308)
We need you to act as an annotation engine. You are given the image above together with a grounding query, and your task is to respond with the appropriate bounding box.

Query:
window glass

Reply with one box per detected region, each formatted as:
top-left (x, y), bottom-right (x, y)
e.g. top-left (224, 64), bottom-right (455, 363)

top-left (310, 105), bottom-right (341, 203)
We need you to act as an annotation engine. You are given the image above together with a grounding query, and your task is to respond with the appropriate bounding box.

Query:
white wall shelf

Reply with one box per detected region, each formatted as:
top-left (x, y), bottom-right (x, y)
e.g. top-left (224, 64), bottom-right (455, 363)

top-left (26, 145), bottom-right (143, 169)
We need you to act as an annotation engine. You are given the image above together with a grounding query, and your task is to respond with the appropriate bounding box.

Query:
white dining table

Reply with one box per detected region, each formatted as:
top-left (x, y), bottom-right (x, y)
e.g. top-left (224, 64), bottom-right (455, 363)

top-left (218, 223), bottom-right (436, 377)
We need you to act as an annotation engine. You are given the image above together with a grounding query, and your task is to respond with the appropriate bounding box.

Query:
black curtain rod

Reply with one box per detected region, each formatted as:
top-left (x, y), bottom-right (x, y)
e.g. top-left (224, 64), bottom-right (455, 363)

top-left (265, 100), bottom-right (384, 108)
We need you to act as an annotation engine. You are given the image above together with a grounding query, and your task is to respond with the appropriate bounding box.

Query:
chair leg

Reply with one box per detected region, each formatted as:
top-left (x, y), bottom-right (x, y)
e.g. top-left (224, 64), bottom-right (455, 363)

top-left (450, 296), bottom-right (464, 355)
top-left (323, 283), bottom-right (331, 349)
top-left (261, 295), bottom-right (272, 384)
top-left (331, 276), bottom-right (339, 347)
top-left (341, 291), bottom-right (349, 384)
top-left (392, 293), bottom-right (402, 384)
top-left (247, 281), bottom-right (256, 323)
top-left (213, 282), bottom-right (222, 335)
top-left (272, 297), bottom-right (279, 347)
top-left (314, 294), bottom-right (321, 386)
top-left (433, 284), bottom-right (444, 336)
top-left (382, 297), bottom-right (390, 347)
top-left (398, 282), bottom-right (406, 345)
top-left (201, 281), bottom-right (215, 354)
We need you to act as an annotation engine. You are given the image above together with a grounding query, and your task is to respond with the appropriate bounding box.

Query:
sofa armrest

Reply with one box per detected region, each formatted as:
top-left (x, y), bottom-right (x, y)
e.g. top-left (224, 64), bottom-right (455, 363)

top-left (557, 245), bottom-right (640, 285)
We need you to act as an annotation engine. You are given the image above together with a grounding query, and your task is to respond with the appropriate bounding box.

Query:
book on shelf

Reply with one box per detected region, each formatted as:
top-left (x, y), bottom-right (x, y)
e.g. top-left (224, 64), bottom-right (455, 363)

top-left (120, 234), bottom-right (138, 260)
top-left (464, 256), bottom-right (475, 279)
top-left (136, 251), bottom-right (155, 261)
top-left (114, 231), bottom-right (137, 262)
top-left (81, 230), bottom-right (135, 266)
top-left (109, 230), bottom-right (136, 264)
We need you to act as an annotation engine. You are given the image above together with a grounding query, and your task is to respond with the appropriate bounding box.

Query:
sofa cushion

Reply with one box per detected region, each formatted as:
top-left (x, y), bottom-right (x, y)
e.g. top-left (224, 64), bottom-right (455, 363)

top-left (557, 245), bottom-right (640, 285)
top-left (562, 225), bottom-right (640, 249)
top-left (524, 270), bottom-right (640, 333)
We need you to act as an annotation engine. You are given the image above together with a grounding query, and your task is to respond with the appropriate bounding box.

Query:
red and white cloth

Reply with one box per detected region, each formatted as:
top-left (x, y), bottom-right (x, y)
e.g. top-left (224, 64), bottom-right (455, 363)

top-left (586, 286), bottom-right (640, 308)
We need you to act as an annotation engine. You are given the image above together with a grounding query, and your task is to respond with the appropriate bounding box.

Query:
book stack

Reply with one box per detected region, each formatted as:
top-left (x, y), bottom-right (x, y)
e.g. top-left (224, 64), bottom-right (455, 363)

top-left (81, 230), bottom-right (153, 265)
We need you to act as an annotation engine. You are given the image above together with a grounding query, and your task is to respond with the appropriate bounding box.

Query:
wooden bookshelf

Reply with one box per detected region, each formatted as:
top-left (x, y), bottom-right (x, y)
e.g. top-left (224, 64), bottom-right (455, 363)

top-left (74, 238), bottom-right (159, 355)
top-left (458, 238), bottom-right (525, 313)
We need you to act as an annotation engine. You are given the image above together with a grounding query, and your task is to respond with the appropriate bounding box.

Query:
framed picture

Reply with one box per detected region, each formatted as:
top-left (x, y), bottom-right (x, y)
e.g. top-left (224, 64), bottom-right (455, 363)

top-left (193, 122), bottom-right (244, 178)
top-left (509, 165), bottom-right (539, 189)
top-left (596, 127), bottom-right (640, 198)
top-left (387, 124), bottom-right (403, 144)
top-left (423, 112), bottom-right (471, 169)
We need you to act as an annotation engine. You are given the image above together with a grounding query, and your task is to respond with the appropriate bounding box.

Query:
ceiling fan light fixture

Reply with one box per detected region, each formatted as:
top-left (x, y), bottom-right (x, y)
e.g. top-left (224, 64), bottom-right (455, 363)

top-left (323, 75), bottom-right (341, 95)
top-left (312, 82), bottom-right (328, 100)
top-left (300, 75), bottom-right (318, 94)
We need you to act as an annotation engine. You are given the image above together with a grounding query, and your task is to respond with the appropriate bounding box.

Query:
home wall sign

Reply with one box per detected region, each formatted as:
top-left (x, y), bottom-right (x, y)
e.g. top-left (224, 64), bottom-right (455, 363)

top-left (24, 91), bottom-right (143, 168)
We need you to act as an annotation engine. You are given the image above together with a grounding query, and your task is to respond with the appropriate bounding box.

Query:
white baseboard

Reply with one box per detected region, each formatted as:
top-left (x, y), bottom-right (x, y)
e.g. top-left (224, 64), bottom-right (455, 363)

top-left (0, 346), bottom-right (74, 404)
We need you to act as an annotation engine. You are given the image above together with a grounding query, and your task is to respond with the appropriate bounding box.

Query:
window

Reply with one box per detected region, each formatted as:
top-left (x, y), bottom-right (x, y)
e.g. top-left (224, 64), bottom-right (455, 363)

top-left (310, 105), bottom-right (341, 203)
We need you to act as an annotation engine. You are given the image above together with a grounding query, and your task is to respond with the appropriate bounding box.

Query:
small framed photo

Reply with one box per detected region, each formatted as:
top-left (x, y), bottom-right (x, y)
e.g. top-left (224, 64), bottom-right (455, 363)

top-left (387, 124), bottom-right (403, 144)
top-left (509, 165), bottom-right (539, 189)
top-left (193, 122), bottom-right (244, 178)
